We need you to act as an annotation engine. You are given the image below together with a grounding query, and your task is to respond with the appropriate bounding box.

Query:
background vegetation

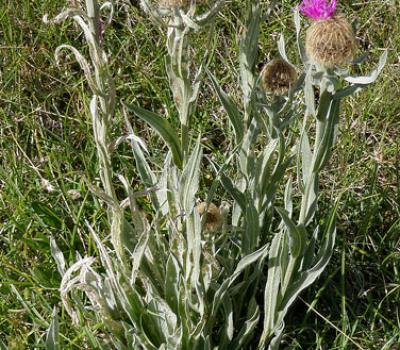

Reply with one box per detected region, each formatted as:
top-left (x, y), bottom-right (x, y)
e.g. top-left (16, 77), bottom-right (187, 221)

top-left (0, 0), bottom-right (399, 348)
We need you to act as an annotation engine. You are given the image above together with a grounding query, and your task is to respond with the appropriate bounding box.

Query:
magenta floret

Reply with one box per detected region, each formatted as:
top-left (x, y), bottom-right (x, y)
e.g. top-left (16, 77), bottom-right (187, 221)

top-left (299, 0), bottom-right (337, 20)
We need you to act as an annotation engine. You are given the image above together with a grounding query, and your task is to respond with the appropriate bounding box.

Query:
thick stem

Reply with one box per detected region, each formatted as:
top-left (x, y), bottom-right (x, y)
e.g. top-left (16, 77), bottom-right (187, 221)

top-left (298, 72), bottom-right (330, 225)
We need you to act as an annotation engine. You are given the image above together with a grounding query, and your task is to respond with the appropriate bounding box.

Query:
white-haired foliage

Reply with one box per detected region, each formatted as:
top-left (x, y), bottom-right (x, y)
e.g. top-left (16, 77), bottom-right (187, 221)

top-left (45, 0), bottom-right (386, 349)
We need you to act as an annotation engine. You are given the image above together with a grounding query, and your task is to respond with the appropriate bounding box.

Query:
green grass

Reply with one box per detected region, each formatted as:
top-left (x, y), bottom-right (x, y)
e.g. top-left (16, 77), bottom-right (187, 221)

top-left (0, 0), bottom-right (399, 348)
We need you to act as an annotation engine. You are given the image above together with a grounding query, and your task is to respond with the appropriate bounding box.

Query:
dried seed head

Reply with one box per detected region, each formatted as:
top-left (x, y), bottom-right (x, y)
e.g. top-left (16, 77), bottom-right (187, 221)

top-left (305, 16), bottom-right (357, 67)
top-left (261, 59), bottom-right (297, 95)
top-left (159, 0), bottom-right (191, 8)
top-left (197, 202), bottom-right (222, 232)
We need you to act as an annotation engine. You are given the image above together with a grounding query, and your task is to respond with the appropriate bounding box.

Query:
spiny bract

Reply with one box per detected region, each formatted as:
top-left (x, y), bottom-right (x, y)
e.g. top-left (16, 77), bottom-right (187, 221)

top-left (305, 15), bottom-right (357, 67)
top-left (261, 59), bottom-right (298, 95)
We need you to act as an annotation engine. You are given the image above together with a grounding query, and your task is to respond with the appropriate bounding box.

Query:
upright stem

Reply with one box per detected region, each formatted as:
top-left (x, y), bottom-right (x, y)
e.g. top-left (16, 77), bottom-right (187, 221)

top-left (85, 0), bottom-right (100, 44)
top-left (85, 0), bottom-right (117, 203)
top-left (298, 71), bottom-right (330, 225)
top-left (167, 12), bottom-right (192, 164)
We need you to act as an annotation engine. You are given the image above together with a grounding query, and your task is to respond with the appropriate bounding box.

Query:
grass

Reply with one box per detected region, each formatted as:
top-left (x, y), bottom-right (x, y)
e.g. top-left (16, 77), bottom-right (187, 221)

top-left (0, 0), bottom-right (399, 348)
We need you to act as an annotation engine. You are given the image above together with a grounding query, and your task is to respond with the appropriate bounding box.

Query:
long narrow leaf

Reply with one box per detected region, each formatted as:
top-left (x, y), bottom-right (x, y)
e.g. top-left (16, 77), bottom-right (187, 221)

top-left (208, 70), bottom-right (244, 143)
top-left (45, 307), bottom-right (59, 350)
top-left (124, 103), bottom-right (183, 168)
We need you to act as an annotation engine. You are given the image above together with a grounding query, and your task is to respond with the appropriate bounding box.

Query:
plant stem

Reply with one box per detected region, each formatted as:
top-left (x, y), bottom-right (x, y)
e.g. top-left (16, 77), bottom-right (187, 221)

top-left (85, 0), bottom-right (100, 44)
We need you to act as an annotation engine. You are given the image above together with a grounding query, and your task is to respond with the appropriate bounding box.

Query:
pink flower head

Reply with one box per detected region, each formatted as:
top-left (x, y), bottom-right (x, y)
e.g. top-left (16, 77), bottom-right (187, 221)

top-left (299, 0), bottom-right (337, 20)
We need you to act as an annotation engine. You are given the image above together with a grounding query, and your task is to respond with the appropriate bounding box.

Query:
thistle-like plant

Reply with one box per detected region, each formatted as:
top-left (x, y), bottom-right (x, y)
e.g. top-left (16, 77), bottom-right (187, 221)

top-left (213, 2), bottom-right (387, 347)
top-left (45, 0), bottom-right (386, 349)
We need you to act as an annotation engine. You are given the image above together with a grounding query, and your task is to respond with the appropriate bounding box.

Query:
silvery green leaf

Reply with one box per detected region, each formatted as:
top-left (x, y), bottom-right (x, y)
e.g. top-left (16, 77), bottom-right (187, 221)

top-left (50, 237), bottom-right (66, 276)
top-left (190, 281), bottom-right (207, 337)
top-left (124, 103), bottom-right (183, 168)
top-left (278, 234), bottom-right (289, 290)
top-left (219, 173), bottom-right (246, 212)
top-left (262, 157), bottom-right (293, 213)
top-left (232, 299), bottom-right (260, 350)
top-left (276, 202), bottom-right (338, 336)
top-left (45, 307), bottom-right (59, 350)
top-left (165, 254), bottom-right (181, 313)
top-left (155, 154), bottom-right (171, 216)
top-left (119, 285), bottom-right (159, 349)
top-left (110, 133), bottom-right (148, 154)
top-left (284, 177), bottom-right (293, 218)
top-left (185, 209), bottom-right (202, 288)
top-left (55, 44), bottom-right (101, 95)
top-left (110, 210), bottom-right (138, 263)
top-left (301, 226), bottom-right (318, 270)
top-left (299, 174), bottom-right (318, 226)
top-left (140, 0), bottom-right (163, 23)
top-left (86, 182), bottom-right (119, 211)
top-left (315, 89), bottom-right (333, 122)
top-left (210, 243), bottom-right (269, 318)
top-left (258, 137), bottom-right (280, 193)
top-left (267, 321), bottom-right (285, 350)
top-left (314, 99), bottom-right (340, 172)
top-left (147, 296), bottom-right (178, 342)
top-left (43, 9), bottom-right (86, 25)
top-left (231, 176), bottom-right (247, 227)
top-left (166, 323), bottom-right (183, 349)
top-left (304, 66), bottom-right (316, 116)
top-left (334, 66), bottom-right (350, 77)
top-left (179, 136), bottom-right (202, 215)
top-left (123, 112), bottom-right (162, 210)
top-left (166, 157), bottom-right (181, 221)
top-left (86, 224), bottom-right (120, 294)
top-left (239, 117), bottom-right (258, 175)
top-left (334, 84), bottom-right (363, 100)
top-left (232, 242), bottom-right (269, 281)
top-left (208, 70), bottom-right (244, 143)
top-left (180, 11), bottom-right (201, 31)
top-left (277, 34), bottom-right (294, 67)
top-left (293, 8), bottom-right (306, 63)
top-left (259, 232), bottom-right (283, 348)
top-left (344, 50), bottom-right (387, 85)
top-left (72, 15), bottom-right (103, 66)
top-left (243, 199), bottom-right (259, 253)
top-left (99, 2), bottom-right (114, 26)
top-left (130, 230), bottom-right (150, 284)
top-left (239, 2), bottom-right (261, 109)
top-left (117, 174), bottom-right (151, 234)
top-left (192, 0), bottom-right (226, 26)
top-left (59, 255), bottom-right (97, 324)
top-left (276, 208), bottom-right (303, 258)
top-left (300, 128), bottom-right (312, 186)
top-left (220, 298), bottom-right (234, 345)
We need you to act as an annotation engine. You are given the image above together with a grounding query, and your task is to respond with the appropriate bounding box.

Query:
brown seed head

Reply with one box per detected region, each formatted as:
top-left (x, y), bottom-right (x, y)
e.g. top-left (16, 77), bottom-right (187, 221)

top-left (197, 202), bottom-right (222, 232)
top-left (305, 16), bottom-right (357, 67)
top-left (261, 59), bottom-right (297, 95)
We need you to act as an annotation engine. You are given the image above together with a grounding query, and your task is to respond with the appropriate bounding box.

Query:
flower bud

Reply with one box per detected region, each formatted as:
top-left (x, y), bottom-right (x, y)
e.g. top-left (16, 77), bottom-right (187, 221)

top-left (305, 16), bottom-right (357, 67)
top-left (261, 59), bottom-right (297, 96)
